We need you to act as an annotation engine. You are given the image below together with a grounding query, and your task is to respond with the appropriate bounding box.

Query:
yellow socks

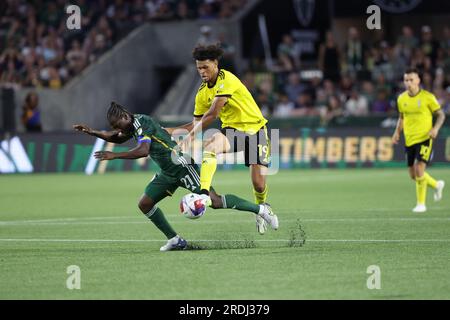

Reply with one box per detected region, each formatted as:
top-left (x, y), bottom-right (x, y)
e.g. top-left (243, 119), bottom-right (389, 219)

top-left (423, 172), bottom-right (437, 189)
top-left (416, 175), bottom-right (427, 205)
top-left (253, 185), bottom-right (268, 204)
top-left (200, 151), bottom-right (217, 192)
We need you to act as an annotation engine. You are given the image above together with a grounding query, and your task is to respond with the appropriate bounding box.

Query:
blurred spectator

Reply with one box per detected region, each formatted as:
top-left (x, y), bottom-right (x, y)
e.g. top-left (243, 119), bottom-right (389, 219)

top-left (197, 25), bottom-right (217, 46)
top-left (21, 92), bottom-right (42, 132)
top-left (66, 40), bottom-right (86, 76)
top-left (396, 26), bottom-right (418, 62)
top-left (361, 80), bottom-right (375, 107)
top-left (441, 26), bottom-right (450, 50)
top-left (420, 25), bottom-right (440, 66)
top-left (370, 41), bottom-right (395, 82)
top-left (372, 89), bottom-right (391, 114)
top-left (318, 31), bottom-right (341, 82)
top-left (292, 92), bottom-right (317, 117)
top-left (284, 72), bottom-right (308, 103)
top-left (421, 71), bottom-right (433, 91)
top-left (344, 89), bottom-right (369, 116)
top-left (273, 93), bottom-right (294, 118)
top-left (217, 32), bottom-right (236, 72)
top-left (48, 67), bottom-right (62, 89)
top-left (256, 91), bottom-right (275, 117)
top-left (339, 75), bottom-right (354, 99)
top-left (320, 95), bottom-right (343, 126)
top-left (198, 2), bottom-right (216, 20)
top-left (344, 27), bottom-right (367, 78)
top-left (443, 87), bottom-right (450, 114)
top-left (175, 0), bottom-right (195, 20)
top-left (277, 34), bottom-right (300, 72)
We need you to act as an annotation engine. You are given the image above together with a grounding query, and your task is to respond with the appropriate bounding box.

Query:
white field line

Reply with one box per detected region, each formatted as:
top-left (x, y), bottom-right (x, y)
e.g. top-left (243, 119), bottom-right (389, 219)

top-left (0, 238), bottom-right (449, 243)
top-left (1, 215), bottom-right (450, 226)
top-left (0, 212), bottom-right (450, 227)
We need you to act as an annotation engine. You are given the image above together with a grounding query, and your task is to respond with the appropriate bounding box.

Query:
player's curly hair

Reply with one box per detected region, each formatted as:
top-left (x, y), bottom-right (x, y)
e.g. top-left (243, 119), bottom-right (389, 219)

top-left (192, 43), bottom-right (224, 61)
top-left (107, 101), bottom-right (132, 123)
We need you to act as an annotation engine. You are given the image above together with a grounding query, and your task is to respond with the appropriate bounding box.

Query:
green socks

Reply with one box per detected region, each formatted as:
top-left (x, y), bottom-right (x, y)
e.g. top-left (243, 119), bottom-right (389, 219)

top-left (221, 194), bottom-right (260, 214)
top-left (145, 207), bottom-right (177, 239)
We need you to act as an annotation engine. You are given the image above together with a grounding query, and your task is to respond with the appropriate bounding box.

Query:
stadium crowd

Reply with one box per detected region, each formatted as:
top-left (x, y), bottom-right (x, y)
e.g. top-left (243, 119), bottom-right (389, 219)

top-left (2, 0), bottom-right (449, 125)
top-left (244, 25), bottom-right (450, 124)
top-left (0, 0), bottom-right (247, 88)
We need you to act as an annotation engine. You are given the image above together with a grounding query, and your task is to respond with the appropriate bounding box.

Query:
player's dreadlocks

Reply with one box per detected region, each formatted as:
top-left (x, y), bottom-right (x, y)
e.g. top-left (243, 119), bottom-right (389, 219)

top-left (192, 43), bottom-right (224, 61)
top-left (107, 101), bottom-right (133, 124)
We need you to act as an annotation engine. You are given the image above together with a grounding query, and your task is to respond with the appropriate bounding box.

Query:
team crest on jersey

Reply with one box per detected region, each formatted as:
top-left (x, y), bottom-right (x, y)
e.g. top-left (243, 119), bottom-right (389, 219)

top-left (417, 100), bottom-right (421, 108)
top-left (137, 128), bottom-right (142, 135)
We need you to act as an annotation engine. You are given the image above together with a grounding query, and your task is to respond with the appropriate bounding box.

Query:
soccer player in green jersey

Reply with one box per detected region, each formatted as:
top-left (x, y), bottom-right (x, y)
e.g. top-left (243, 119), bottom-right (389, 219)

top-left (170, 44), bottom-right (274, 235)
top-left (392, 68), bottom-right (446, 213)
top-left (74, 102), bottom-right (278, 251)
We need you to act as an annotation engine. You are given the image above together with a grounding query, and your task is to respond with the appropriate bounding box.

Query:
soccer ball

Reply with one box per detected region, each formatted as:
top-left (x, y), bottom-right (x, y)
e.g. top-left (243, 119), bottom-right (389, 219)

top-left (180, 193), bottom-right (207, 219)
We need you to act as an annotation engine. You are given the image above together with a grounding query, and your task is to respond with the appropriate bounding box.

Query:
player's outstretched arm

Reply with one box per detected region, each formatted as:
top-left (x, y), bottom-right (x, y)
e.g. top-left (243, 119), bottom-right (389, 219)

top-left (94, 142), bottom-right (150, 161)
top-left (73, 124), bottom-right (131, 144)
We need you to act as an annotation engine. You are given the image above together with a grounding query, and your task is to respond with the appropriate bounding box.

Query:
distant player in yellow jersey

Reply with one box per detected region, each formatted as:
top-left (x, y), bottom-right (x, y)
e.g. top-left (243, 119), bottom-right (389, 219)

top-left (392, 68), bottom-right (446, 213)
top-left (167, 44), bottom-right (277, 234)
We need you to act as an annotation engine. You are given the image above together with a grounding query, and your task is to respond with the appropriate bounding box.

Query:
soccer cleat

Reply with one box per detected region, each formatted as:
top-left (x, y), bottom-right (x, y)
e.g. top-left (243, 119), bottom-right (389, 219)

top-left (255, 214), bottom-right (267, 235)
top-left (412, 204), bottom-right (427, 213)
top-left (160, 235), bottom-right (187, 252)
top-left (258, 203), bottom-right (279, 230)
top-left (198, 194), bottom-right (212, 207)
top-left (434, 180), bottom-right (445, 202)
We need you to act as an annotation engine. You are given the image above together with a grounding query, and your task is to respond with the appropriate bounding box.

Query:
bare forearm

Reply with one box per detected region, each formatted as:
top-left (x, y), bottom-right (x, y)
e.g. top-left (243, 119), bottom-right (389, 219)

top-left (111, 148), bottom-right (147, 159)
top-left (433, 112), bottom-right (446, 131)
top-left (89, 129), bottom-right (114, 140)
top-left (165, 122), bottom-right (194, 135)
top-left (190, 114), bottom-right (216, 138)
top-left (394, 117), bottom-right (403, 134)
top-left (89, 129), bottom-right (128, 143)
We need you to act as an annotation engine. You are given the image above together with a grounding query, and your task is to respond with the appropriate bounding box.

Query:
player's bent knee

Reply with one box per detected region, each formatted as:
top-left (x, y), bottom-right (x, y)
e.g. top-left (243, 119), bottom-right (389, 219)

top-left (138, 195), bottom-right (154, 214)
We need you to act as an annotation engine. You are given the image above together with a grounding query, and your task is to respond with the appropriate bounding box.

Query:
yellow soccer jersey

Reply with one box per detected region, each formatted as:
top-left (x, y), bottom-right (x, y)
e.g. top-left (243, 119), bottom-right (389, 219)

top-left (397, 89), bottom-right (441, 147)
top-left (194, 69), bottom-right (268, 134)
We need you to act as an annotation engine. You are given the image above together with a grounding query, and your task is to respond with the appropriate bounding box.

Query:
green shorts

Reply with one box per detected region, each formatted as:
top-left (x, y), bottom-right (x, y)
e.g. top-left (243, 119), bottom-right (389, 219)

top-left (144, 162), bottom-right (202, 203)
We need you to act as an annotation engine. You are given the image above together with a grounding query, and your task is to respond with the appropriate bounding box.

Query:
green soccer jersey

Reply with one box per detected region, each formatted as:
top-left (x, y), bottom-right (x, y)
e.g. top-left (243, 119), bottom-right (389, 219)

top-left (132, 114), bottom-right (185, 175)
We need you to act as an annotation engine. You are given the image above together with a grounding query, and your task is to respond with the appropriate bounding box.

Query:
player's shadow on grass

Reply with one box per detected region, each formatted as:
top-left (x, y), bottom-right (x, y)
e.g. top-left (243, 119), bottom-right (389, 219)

top-left (186, 219), bottom-right (306, 250)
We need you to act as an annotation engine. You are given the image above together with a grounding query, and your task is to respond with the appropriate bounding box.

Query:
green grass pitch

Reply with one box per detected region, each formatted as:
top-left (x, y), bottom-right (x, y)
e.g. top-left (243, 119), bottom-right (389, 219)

top-left (0, 168), bottom-right (449, 299)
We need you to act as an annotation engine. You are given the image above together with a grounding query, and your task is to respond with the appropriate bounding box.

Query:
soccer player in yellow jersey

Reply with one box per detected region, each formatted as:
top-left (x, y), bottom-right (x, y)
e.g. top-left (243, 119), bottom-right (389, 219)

top-left (167, 44), bottom-right (277, 234)
top-left (392, 68), bottom-right (446, 213)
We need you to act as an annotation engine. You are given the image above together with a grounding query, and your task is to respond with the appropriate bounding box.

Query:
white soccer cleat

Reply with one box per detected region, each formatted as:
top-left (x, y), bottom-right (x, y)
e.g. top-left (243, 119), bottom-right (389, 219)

top-left (412, 204), bottom-right (427, 213)
top-left (258, 203), bottom-right (278, 230)
top-left (160, 235), bottom-right (187, 252)
top-left (255, 215), bottom-right (267, 235)
top-left (434, 180), bottom-right (445, 202)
